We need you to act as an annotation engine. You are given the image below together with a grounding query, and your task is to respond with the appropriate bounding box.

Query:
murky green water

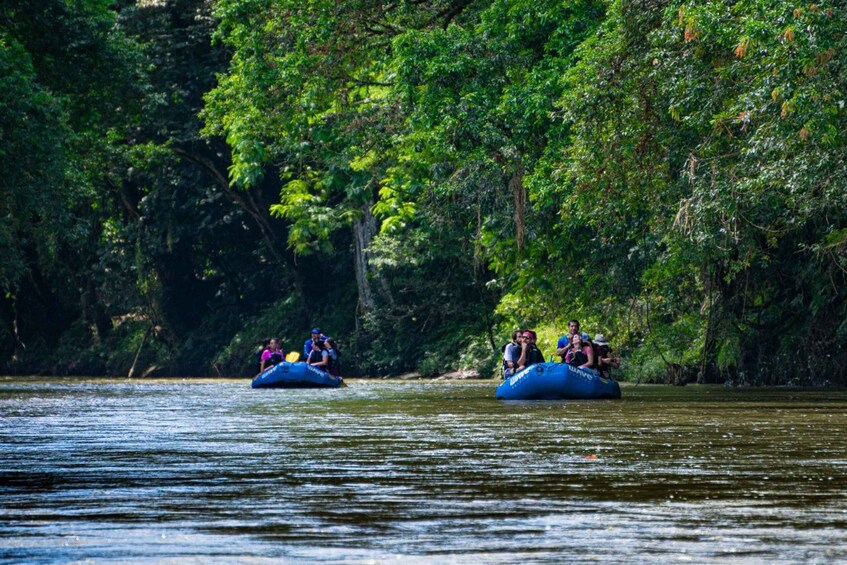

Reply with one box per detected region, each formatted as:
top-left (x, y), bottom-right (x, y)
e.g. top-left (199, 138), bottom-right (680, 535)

top-left (1, 378), bottom-right (846, 562)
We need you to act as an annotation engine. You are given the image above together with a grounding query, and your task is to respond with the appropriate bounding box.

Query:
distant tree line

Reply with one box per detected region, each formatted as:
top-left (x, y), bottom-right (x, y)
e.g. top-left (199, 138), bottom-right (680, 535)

top-left (1, 0), bottom-right (844, 384)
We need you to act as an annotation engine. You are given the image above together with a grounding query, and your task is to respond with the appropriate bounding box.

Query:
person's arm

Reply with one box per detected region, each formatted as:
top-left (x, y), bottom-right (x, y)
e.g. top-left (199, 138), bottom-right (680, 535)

top-left (555, 337), bottom-right (568, 357)
top-left (579, 345), bottom-right (594, 368)
top-left (598, 346), bottom-right (618, 368)
top-left (516, 342), bottom-right (528, 371)
top-left (504, 345), bottom-right (516, 369)
top-left (312, 350), bottom-right (329, 368)
top-left (596, 350), bottom-right (606, 369)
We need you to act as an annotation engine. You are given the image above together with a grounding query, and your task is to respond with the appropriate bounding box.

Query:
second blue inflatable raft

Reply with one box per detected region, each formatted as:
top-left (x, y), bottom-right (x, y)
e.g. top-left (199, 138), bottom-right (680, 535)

top-left (496, 362), bottom-right (621, 400)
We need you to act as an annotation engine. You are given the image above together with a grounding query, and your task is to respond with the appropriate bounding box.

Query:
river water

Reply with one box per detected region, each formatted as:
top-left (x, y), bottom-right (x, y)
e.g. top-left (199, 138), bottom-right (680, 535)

top-left (1, 378), bottom-right (846, 563)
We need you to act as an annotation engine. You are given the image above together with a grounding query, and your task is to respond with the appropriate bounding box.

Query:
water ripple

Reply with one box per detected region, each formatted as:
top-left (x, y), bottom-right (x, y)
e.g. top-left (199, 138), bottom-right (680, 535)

top-left (1, 378), bottom-right (847, 562)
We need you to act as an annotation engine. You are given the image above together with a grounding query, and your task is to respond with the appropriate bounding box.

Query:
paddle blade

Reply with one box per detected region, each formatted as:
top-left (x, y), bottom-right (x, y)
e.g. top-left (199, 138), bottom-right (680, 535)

top-left (285, 351), bottom-right (300, 362)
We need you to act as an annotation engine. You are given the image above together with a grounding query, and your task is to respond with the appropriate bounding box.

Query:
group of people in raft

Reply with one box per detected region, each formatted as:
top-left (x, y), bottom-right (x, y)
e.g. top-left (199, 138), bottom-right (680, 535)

top-left (502, 319), bottom-right (620, 380)
top-left (259, 321), bottom-right (618, 380)
top-left (257, 327), bottom-right (341, 376)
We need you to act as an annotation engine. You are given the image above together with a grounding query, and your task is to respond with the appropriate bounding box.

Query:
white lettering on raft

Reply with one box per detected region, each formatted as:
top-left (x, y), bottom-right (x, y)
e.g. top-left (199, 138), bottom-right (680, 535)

top-left (508, 364), bottom-right (603, 388)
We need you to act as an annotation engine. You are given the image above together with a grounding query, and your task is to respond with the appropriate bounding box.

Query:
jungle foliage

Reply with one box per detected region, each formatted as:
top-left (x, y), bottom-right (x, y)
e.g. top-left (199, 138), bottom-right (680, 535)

top-left (1, 0), bottom-right (845, 384)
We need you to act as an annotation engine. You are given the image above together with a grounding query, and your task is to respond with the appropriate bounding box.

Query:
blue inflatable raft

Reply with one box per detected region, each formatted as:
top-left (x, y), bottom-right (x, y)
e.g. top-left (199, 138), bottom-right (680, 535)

top-left (496, 362), bottom-right (621, 400)
top-left (251, 362), bottom-right (344, 389)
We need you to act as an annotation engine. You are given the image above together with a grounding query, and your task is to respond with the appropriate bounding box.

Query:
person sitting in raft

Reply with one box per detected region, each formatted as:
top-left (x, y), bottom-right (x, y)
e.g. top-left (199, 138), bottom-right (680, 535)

top-left (517, 330), bottom-right (545, 371)
top-left (259, 338), bottom-right (284, 373)
top-left (308, 339), bottom-right (331, 371)
top-left (556, 319), bottom-right (590, 362)
top-left (564, 333), bottom-right (594, 369)
top-left (306, 338), bottom-right (322, 365)
top-left (324, 338), bottom-right (341, 376)
top-left (502, 330), bottom-right (522, 378)
top-left (304, 327), bottom-right (327, 358)
top-left (593, 334), bottom-right (621, 379)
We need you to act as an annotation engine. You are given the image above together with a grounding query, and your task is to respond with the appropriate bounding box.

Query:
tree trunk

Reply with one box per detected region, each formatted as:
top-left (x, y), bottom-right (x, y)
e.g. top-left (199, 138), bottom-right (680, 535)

top-left (511, 161), bottom-right (526, 252)
top-left (128, 326), bottom-right (151, 379)
top-left (698, 268), bottom-right (717, 384)
top-left (352, 204), bottom-right (377, 316)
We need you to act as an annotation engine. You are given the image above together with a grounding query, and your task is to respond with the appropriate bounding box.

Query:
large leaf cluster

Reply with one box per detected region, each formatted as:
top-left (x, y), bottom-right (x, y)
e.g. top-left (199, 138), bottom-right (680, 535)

top-left (547, 0), bottom-right (847, 382)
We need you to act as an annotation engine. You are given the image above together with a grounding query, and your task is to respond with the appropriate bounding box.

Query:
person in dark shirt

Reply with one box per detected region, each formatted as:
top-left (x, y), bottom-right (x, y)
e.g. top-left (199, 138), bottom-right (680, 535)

top-left (517, 330), bottom-right (545, 371)
top-left (593, 334), bottom-right (620, 378)
top-left (564, 334), bottom-right (594, 369)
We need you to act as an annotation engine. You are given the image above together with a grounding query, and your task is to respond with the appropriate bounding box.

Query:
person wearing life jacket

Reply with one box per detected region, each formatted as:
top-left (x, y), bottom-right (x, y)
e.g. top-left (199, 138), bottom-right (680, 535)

top-left (306, 337), bottom-right (323, 365)
top-left (304, 327), bottom-right (327, 357)
top-left (564, 333), bottom-right (594, 369)
top-left (259, 338), bottom-right (284, 373)
top-left (517, 330), bottom-right (545, 371)
top-left (502, 330), bottom-right (522, 378)
top-left (325, 338), bottom-right (341, 376)
top-left (593, 334), bottom-right (620, 379)
top-left (556, 319), bottom-right (590, 362)
top-left (308, 339), bottom-right (331, 370)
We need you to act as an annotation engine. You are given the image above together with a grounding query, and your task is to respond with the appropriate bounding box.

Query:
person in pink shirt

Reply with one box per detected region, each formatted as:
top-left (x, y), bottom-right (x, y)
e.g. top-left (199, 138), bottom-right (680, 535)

top-left (259, 338), bottom-right (284, 373)
top-left (564, 334), bottom-right (594, 369)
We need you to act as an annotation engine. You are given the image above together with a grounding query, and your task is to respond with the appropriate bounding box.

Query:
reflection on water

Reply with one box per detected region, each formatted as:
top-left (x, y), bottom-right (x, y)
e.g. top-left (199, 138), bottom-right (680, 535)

top-left (1, 378), bottom-right (846, 562)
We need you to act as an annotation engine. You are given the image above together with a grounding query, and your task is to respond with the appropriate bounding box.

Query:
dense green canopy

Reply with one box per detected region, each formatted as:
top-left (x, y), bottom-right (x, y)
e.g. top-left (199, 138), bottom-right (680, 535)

top-left (1, 0), bottom-right (844, 384)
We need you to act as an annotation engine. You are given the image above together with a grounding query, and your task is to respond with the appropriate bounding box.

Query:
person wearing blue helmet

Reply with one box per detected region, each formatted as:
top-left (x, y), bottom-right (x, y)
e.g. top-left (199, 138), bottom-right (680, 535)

top-left (304, 327), bottom-right (327, 358)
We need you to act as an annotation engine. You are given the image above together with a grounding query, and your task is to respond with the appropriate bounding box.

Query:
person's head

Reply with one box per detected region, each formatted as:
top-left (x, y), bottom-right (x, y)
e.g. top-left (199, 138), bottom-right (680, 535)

top-left (269, 338), bottom-right (279, 350)
top-left (311, 327), bottom-right (321, 338)
top-left (512, 330), bottom-right (522, 343)
top-left (326, 338), bottom-right (337, 349)
top-left (571, 333), bottom-right (583, 347)
top-left (262, 338), bottom-right (271, 348)
top-left (568, 320), bottom-right (580, 334)
top-left (522, 330), bottom-right (534, 343)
